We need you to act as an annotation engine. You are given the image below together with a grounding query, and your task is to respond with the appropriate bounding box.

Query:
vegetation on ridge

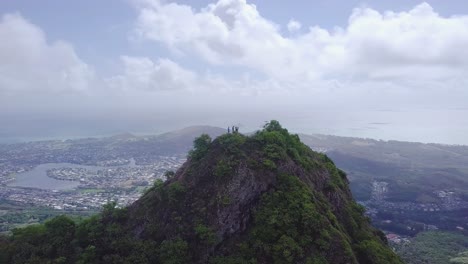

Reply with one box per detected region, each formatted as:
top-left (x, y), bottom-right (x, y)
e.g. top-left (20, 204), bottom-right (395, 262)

top-left (0, 121), bottom-right (402, 264)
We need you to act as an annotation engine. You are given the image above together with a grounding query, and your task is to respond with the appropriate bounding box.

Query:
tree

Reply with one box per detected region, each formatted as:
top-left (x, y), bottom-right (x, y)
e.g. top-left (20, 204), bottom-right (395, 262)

top-left (158, 237), bottom-right (189, 264)
top-left (189, 134), bottom-right (212, 160)
top-left (263, 120), bottom-right (283, 132)
top-left (164, 170), bottom-right (175, 180)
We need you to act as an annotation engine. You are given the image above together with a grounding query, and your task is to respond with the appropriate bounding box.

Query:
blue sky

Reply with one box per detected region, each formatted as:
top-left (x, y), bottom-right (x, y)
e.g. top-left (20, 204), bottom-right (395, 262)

top-left (1, 0), bottom-right (468, 144)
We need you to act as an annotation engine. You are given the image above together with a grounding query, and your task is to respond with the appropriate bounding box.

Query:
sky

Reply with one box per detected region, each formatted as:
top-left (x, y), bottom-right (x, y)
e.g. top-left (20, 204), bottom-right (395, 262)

top-left (1, 0), bottom-right (468, 144)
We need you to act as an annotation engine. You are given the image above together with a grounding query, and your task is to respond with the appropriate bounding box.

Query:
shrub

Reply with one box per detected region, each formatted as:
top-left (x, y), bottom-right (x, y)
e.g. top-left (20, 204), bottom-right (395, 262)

top-left (158, 237), bottom-right (190, 264)
top-left (214, 159), bottom-right (233, 179)
top-left (195, 224), bottom-right (217, 245)
top-left (167, 182), bottom-right (186, 204)
top-left (262, 159), bottom-right (277, 170)
top-left (189, 134), bottom-right (212, 160)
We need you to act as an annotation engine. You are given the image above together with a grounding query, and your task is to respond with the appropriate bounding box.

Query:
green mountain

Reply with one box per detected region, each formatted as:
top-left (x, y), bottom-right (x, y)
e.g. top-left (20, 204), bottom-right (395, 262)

top-left (0, 121), bottom-right (401, 264)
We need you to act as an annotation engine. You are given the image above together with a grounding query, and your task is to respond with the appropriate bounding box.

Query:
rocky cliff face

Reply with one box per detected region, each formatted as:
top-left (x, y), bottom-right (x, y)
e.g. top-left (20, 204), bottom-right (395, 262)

top-left (126, 121), bottom-right (402, 263)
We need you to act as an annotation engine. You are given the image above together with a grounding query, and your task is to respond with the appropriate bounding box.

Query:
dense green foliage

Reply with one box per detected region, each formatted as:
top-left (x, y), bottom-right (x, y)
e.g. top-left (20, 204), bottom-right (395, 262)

top-left (245, 174), bottom-right (355, 263)
top-left (0, 199), bottom-right (96, 233)
top-left (451, 251), bottom-right (468, 264)
top-left (0, 121), bottom-right (401, 263)
top-left (189, 133), bottom-right (212, 160)
top-left (396, 231), bottom-right (468, 264)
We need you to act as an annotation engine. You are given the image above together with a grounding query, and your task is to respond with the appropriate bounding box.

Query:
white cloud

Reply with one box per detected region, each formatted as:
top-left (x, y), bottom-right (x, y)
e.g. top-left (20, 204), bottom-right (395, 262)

top-left (287, 19), bottom-right (301, 32)
top-left (106, 56), bottom-right (196, 91)
top-left (344, 3), bottom-right (468, 80)
top-left (0, 13), bottom-right (95, 94)
top-left (134, 1), bottom-right (468, 85)
top-left (3, 2), bottom-right (468, 99)
top-left (134, 0), bottom-right (308, 81)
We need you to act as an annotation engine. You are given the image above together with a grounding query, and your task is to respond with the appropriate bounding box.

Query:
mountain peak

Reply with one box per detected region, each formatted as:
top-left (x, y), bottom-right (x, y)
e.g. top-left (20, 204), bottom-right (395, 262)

top-left (128, 120), bottom-right (402, 263)
top-left (1, 121), bottom-right (402, 264)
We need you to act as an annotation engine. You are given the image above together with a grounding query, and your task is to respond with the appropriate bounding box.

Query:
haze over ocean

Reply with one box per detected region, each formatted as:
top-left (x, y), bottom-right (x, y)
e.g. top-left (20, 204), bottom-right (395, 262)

top-left (2, 108), bottom-right (466, 145)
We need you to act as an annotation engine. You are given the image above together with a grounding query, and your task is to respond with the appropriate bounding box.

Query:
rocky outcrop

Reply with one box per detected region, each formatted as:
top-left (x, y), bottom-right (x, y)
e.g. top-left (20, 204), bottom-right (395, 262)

top-left (126, 121), bottom-right (403, 263)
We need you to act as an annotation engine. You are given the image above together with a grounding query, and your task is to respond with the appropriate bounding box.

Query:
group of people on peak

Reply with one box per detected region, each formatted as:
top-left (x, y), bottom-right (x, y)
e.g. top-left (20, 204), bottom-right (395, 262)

top-left (227, 126), bottom-right (239, 133)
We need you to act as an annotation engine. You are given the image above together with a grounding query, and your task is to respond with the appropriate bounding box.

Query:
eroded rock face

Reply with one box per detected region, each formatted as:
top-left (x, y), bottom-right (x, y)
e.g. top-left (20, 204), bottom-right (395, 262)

top-left (216, 163), bottom-right (265, 237)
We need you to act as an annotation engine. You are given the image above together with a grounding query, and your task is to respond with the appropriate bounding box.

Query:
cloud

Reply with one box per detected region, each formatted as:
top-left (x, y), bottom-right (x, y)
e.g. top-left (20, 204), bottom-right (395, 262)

top-left (4, 1), bottom-right (467, 98)
top-left (344, 3), bottom-right (468, 80)
top-left (106, 56), bottom-right (196, 91)
top-left (287, 19), bottom-right (301, 33)
top-left (134, 1), bottom-right (468, 84)
top-left (0, 13), bottom-right (95, 95)
top-left (133, 0), bottom-right (309, 81)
